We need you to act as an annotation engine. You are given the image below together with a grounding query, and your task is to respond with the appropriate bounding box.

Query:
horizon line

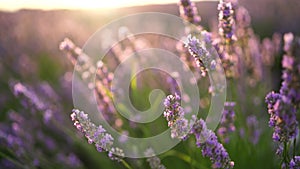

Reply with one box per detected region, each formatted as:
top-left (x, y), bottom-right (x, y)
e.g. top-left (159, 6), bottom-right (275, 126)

top-left (0, 0), bottom-right (218, 12)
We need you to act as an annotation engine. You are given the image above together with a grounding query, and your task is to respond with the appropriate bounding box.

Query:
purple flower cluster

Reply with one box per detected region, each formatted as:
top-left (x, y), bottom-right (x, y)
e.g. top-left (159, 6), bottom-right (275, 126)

top-left (265, 33), bottom-right (300, 144)
top-left (60, 38), bottom-right (119, 126)
top-left (163, 94), bottom-right (234, 168)
top-left (59, 38), bottom-right (82, 65)
top-left (265, 92), bottom-right (298, 142)
top-left (178, 0), bottom-right (202, 27)
top-left (218, 0), bottom-right (236, 45)
top-left (71, 109), bottom-right (124, 161)
top-left (185, 34), bottom-right (216, 77)
top-left (217, 102), bottom-right (236, 143)
top-left (280, 33), bottom-right (300, 107)
top-left (190, 116), bottom-right (234, 169)
top-left (71, 109), bottom-right (113, 151)
top-left (163, 93), bottom-right (189, 139)
top-left (1, 81), bottom-right (83, 168)
top-left (290, 156), bottom-right (300, 169)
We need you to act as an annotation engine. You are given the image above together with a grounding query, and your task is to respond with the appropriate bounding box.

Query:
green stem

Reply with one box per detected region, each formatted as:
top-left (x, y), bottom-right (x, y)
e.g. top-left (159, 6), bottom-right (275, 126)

top-left (293, 138), bottom-right (296, 159)
top-left (120, 159), bottom-right (133, 169)
top-left (0, 151), bottom-right (27, 169)
top-left (283, 142), bottom-right (289, 169)
top-left (161, 150), bottom-right (209, 169)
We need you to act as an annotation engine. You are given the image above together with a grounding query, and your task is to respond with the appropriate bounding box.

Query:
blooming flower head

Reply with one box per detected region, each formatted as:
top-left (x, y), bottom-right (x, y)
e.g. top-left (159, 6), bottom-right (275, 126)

top-left (265, 92), bottom-right (298, 142)
top-left (185, 34), bottom-right (216, 77)
top-left (163, 93), bottom-right (189, 139)
top-left (290, 156), bottom-right (300, 169)
top-left (191, 116), bottom-right (234, 169)
top-left (280, 33), bottom-right (300, 106)
top-left (71, 109), bottom-right (114, 152)
top-left (218, 0), bottom-right (236, 45)
top-left (71, 109), bottom-right (126, 162)
top-left (163, 93), bottom-right (183, 127)
top-left (179, 0), bottom-right (201, 25)
top-left (59, 38), bottom-right (83, 65)
top-left (265, 33), bottom-right (300, 144)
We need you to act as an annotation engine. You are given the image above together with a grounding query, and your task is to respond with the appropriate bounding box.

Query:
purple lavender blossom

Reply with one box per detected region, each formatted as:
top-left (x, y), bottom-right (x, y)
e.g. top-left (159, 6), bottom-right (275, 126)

top-left (265, 33), bottom-right (300, 145)
top-left (71, 109), bottom-right (114, 152)
top-left (265, 92), bottom-right (298, 142)
top-left (185, 34), bottom-right (216, 77)
top-left (290, 156), bottom-right (300, 169)
top-left (71, 109), bottom-right (125, 162)
top-left (60, 38), bottom-right (119, 126)
top-left (280, 33), bottom-right (300, 106)
top-left (191, 115), bottom-right (234, 169)
top-left (163, 94), bottom-right (234, 168)
top-left (218, 0), bottom-right (236, 45)
top-left (163, 93), bottom-right (189, 139)
top-left (59, 38), bottom-right (82, 65)
top-left (179, 0), bottom-right (202, 27)
top-left (4, 81), bottom-right (83, 168)
top-left (217, 102), bottom-right (236, 143)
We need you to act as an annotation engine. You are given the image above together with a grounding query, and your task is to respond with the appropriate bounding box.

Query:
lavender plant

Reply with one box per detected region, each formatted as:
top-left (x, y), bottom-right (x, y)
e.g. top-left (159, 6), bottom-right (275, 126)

top-left (265, 33), bottom-right (300, 167)
top-left (0, 81), bottom-right (84, 169)
top-left (163, 93), bottom-right (234, 169)
top-left (2, 0), bottom-right (299, 168)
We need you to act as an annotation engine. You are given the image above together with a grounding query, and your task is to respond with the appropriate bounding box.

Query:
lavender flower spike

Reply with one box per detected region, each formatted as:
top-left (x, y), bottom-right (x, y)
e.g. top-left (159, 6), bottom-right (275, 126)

top-left (163, 93), bottom-right (189, 139)
top-left (290, 156), bottom-right (300, 169)
top-left (265, 33), bottom-right (300, 144)
top-left (265, 92), bottom-right (298, 142)
top-left (218, 0), bottom-right (236, 45)
top-left (163, 94), bottom-right (234, 169)
top-left (71, 109), bottom-right (126, 162)
top-left (179, 0), bottom-right (202, 26)
top-left (71, 109), bottom-right (114, 152)
top-left (191, 115), bottom-right (234, 169)
top-left (185, 34), bottom-right (215, 77)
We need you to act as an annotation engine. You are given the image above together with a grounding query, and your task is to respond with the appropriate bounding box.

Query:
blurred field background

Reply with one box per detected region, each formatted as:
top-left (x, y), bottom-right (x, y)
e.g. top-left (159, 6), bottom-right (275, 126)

top-left (0, 0), bottom-right (300, 168)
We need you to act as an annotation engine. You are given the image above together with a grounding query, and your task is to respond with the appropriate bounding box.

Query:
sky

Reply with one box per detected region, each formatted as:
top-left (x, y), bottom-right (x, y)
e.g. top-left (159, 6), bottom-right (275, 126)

top-left (0, 0), bottom-right (214, 11)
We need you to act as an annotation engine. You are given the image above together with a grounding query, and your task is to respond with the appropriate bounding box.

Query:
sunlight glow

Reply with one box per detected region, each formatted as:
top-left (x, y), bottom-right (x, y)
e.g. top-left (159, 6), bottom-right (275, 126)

top-left (0, 0), bottom-right (214, 11)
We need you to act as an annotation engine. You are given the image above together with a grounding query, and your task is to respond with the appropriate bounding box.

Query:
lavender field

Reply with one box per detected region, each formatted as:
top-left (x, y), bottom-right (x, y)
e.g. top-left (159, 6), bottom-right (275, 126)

top-left (0, 0), bottom-right (300, 169)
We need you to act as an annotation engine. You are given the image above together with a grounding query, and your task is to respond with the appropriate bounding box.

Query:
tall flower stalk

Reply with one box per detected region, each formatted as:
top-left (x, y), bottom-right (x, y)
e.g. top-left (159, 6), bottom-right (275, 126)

top-left (217, 0), bottom-right (238, 78)
top-left (163, 94), bottom-right (234, 169)
top-left (70, 109), bottom-right (131, 167)
top-left (60, 38), bottom-right (121, 127)
top-left (218, 0), bottom-right (236, 46)
top-left (265, 33), bottom-right (300, 168)
top-left (179, 0), bottom-right (202, 33)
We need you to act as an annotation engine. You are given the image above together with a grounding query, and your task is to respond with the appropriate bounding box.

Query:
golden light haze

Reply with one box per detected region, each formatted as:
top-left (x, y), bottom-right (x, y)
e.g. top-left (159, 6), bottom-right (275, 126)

top-left (0, 0), bottom-right (215, 11)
